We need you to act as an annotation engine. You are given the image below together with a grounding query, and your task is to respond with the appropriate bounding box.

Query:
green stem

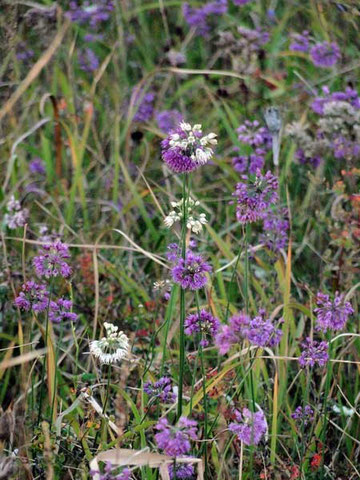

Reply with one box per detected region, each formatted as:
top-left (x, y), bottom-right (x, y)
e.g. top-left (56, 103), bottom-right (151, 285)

top-left (299, 369), bottom-right (311, 478)
top-left (320, 335), bottom-right (334, 478)
top-left (177, 174), bottom-right (189, 420)
top-left (103, 364), bottom-right (112, 414)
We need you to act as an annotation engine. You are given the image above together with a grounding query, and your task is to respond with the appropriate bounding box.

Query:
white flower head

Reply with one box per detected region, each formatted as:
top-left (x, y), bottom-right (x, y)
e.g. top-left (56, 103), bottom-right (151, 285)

top-left (164, 197), bottom-right (208, 234)
top-left (90, 322), bottom-right (130, 365)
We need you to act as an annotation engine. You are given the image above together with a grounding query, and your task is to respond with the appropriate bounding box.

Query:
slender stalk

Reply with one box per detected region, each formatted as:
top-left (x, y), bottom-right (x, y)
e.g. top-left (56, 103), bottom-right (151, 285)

top-left (177, 174), bottom-right (189, 419)
top-left (103, 364), bottom-right (112, 414)
top-left (299, 369), bottom-right (311, 478)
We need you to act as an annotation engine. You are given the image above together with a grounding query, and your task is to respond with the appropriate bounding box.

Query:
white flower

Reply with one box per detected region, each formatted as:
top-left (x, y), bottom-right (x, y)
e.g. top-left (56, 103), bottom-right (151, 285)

top-left (195, 148), bottom-right (210, 165)
top-left (90, 322), bottom-right (130, 365)
top-left (164, 197), bottom-right (208, 234)
top-left (164, 211), bottom-right (180, 228)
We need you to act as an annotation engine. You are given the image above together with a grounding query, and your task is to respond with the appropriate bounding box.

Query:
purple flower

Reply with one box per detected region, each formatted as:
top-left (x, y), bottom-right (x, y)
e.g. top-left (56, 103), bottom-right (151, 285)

top-left (14, 281), bottom-right (49, 312)
top-left (90, 461), bottom-right (131, 480)
top-left (144, 377), bottom-right (176, 403)
top-left (161, 123), bottom-right (217, 173)
top-left (296, 149), bottom-right (322, 168)
top-left (171, 251), bottom-right (212, 290)
top-left (291, 405), bottom-right (314, 425)
top-left (289, 31), bottom-right (310, 52)
top-left (233, 0), bottom-right (252, 4)
top-left (237, 120), bottom-right (272, 149)
top-left (232, 149), bottom-right (265, 174)
top-left (166, 243), bottom-right (181, 262)
top-left (185, 309), bottom-right (220, 346)
top-left (155, 417), bottom-right (198, 457)
top-left (169, 463), bottom-right (195, 480)
top-left (132, 87), bottom-right (155, 123)
top-left (29, 157), bottom-right (46, 175)
top-left (229, 408), bottom-right (267, 445)
top-left (49, 298), bottom-right (78, 324)
top-left (232, 170), bottom-right (279, 224)
top-left (66, 1), bottom-right (114, 28)
top-left (33, 241), bottom-right (72, 278)
top-left (298, 338), bottom-right (329, 368)
top-left (311, 86), bottom-right (360, 115)
top-left (156, 110), bottom-right (183, 133)
top-left (78, 48), bottom-right (99, 72)
top-left (183, 1), bottom-right (227, 36)
top-left (314, 291), bottom-right (354, 332)
top-left (260, 208), bottom-right (289, 252)
top-left (310, 41), bottom-right (340, 68)
top-left (16, 43), bottom-right (35, 62)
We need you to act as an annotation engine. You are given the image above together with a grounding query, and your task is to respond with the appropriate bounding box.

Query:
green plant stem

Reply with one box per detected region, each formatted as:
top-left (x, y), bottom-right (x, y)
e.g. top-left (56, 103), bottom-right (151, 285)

top-left (177, 173), bottom-right (189, 420)
top-left (299, 369), bottom-right (311, 478)
top-left (320, 335), bottom-right (334, 479)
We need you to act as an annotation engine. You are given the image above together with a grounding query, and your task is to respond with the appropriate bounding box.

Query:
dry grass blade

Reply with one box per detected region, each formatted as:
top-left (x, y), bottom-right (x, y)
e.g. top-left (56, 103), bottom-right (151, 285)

top-left (89, 448), bottom-right (204, 480)
top-left (0, 348), bottom-right (47, 371)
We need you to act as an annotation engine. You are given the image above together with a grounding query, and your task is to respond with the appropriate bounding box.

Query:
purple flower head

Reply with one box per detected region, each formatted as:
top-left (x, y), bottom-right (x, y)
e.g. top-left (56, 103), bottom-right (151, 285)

top-left (155, 416), bottom-right (198, 457)
top-left (215, 313), bottom-right (250, 354)
top-left (14, 281), bottom-right (49, 312)
top-left (291, 405), bottom-right (314, 425)
top-left (90, 461), bottom-right (131, 480)
top-left (169, 463), bottom-right (195, 480)
top-left (166, 243), bottom-right (181, 262)
top-left (237, 26), bottom-right (270, 49)
top-left (132, 87), bottom-right (155, 123)
top-left (144, 377), bottom-right (176, 403)
top-left (183, 1), bottom-right (227, 36)
top-left (237, 120), bottom-right (272, 149)
top-left (260, 208), bottom-right (289, 252)
top-left (232, 149), bottom-right (265, 174)
top-left (310, 41), bottom-right (340, 68)
top-left (314, 291), bottom-right (354, 332)
top-left (156, 110), bottom-right (183, 133)
top-left (243, 311), bottom-right (283, 348)
top-left (33, 241), bottom-right (72, 278)
top-left (289, 31), bottom-right (310, 53)
top-left (185, 309), bottom-right (220, 346)
top-left (233, 0), bottom-right (252, 4)
top-left (171, 250), bottom-right (211, 290)
top-left (29, 157), bottom-right (46, 175)
top-left (161, 123), bottom-right (217, 173)
top-left (232, 170), bottom-right (279, 224)
top-left (332, 136), bottom-right (360, 160)
top-left (296, 148), bottom-right (322, 168)
top-left (16, 42), bottom-right (34, 62)
top-left (66, 0), bottom-right (114, 28)
top-left (78, 48), bottom-right (99, 72)
top-left (298, 338), bottom-right (329, 368)
top-left (229, 408), bottom-right (267, 445)
top-left (49, 298), bottom-right (78, 324)
top-left (311, 86), bottom-right (360, 116)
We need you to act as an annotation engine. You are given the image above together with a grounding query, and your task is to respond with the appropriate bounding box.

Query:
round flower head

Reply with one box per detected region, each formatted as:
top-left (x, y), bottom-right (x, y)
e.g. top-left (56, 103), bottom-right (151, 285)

top-left (144, 376), bottom-right (176, 403)
top-left (185, 309), bottom-right (220, 346)
top-left (232, 170), bottom-right (279, 224)
top-left (291, 405), bottom-right (314, 426)
top-left (229, 407), bottom-right (268, 446)
top-left (14, 281), bottom-right (49, 313)
top-left (298, 338), bottom-right (329, 368)
top-left (168, 463), bottom-right (195, 479)
top-left (49, 298), bottom-right (78, 324)
top-left (314, 291), bottom-right (354, 332)
top-left (33, 241), bottom-right (72, 278)
top-left (237, 120), bottom-right (272, 149)
top-left (310, 41), bottom-right (340, 68)
top-left (289, 30), bottom-right (310, 53)
top-left (215, 312), bottom-right (250, 354)
top-left (155, 416), bottom-right (198, 457)
top-left (90, 322), bottom-right (130, 365)
top-left (171, 250), bottom-right (212, 290)
top-left (161, 122), bottom-right (217, 173)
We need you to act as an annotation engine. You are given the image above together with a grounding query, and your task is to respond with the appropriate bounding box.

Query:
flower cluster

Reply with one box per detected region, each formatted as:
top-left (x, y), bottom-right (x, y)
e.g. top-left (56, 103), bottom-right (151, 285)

top-left (232, 149), bottom-right (265, 174)
top-left (78, 48), bottom-right (100, 73)
top-left (185, 309), bottom-right (220, 347)
top-left (289, 30), bottom-right (310, 52)
top-left (237, 120), bottom-right (272, 148)
top-left (260, 208), bottom-right (289, 252)
top-left (314, 291), bottom-right (354, 332)
top-left (14, 281), bottom-right (49, 312)
top-left (164, 197), bottom-right (208, 234)
top-left (232, 170), bottom-right (279, 224)
top-left (90, 462), bottom-right (131, 480)
top-left (298, 338), bottom-right (329, 368)
top-left (155, 417), bottom-right (198, 457)
top-left (144, 377), bottom-right (176, 403)
top-left (153, 279), bottom-right (172, 301)
top-left (33, 241), bottom-right (72, 278)
top-left (291, 405), bottom-right (314, 425)
top-left (4, 196), bottom-right (29, 230)
top-left (161, 123), bottom-right (217, 173)
top-left (90, 322), bottom-right (130, 364)
top-left (49, 298), bottom-right (78, 324)
top-left (168, 463), bottom-right (195, 480)
top-left (216, 27), bottom-right (269, 75)
top-left (183, 1), bottom-right (227, 36)
top-left (310, 41), bottom-right (340, 68)
top-left (156, 110), bottom-right (183, 133)
top-left (171, 250), bottom-right (212, 290)
top-left (216, 310), bottom-right (282, 354)
top-left (132, 87), bottom-right (155, 123)
top-left (29, 157), bottom-right (46, 175)
top-left (229, 408), bottom-right (268, 446)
